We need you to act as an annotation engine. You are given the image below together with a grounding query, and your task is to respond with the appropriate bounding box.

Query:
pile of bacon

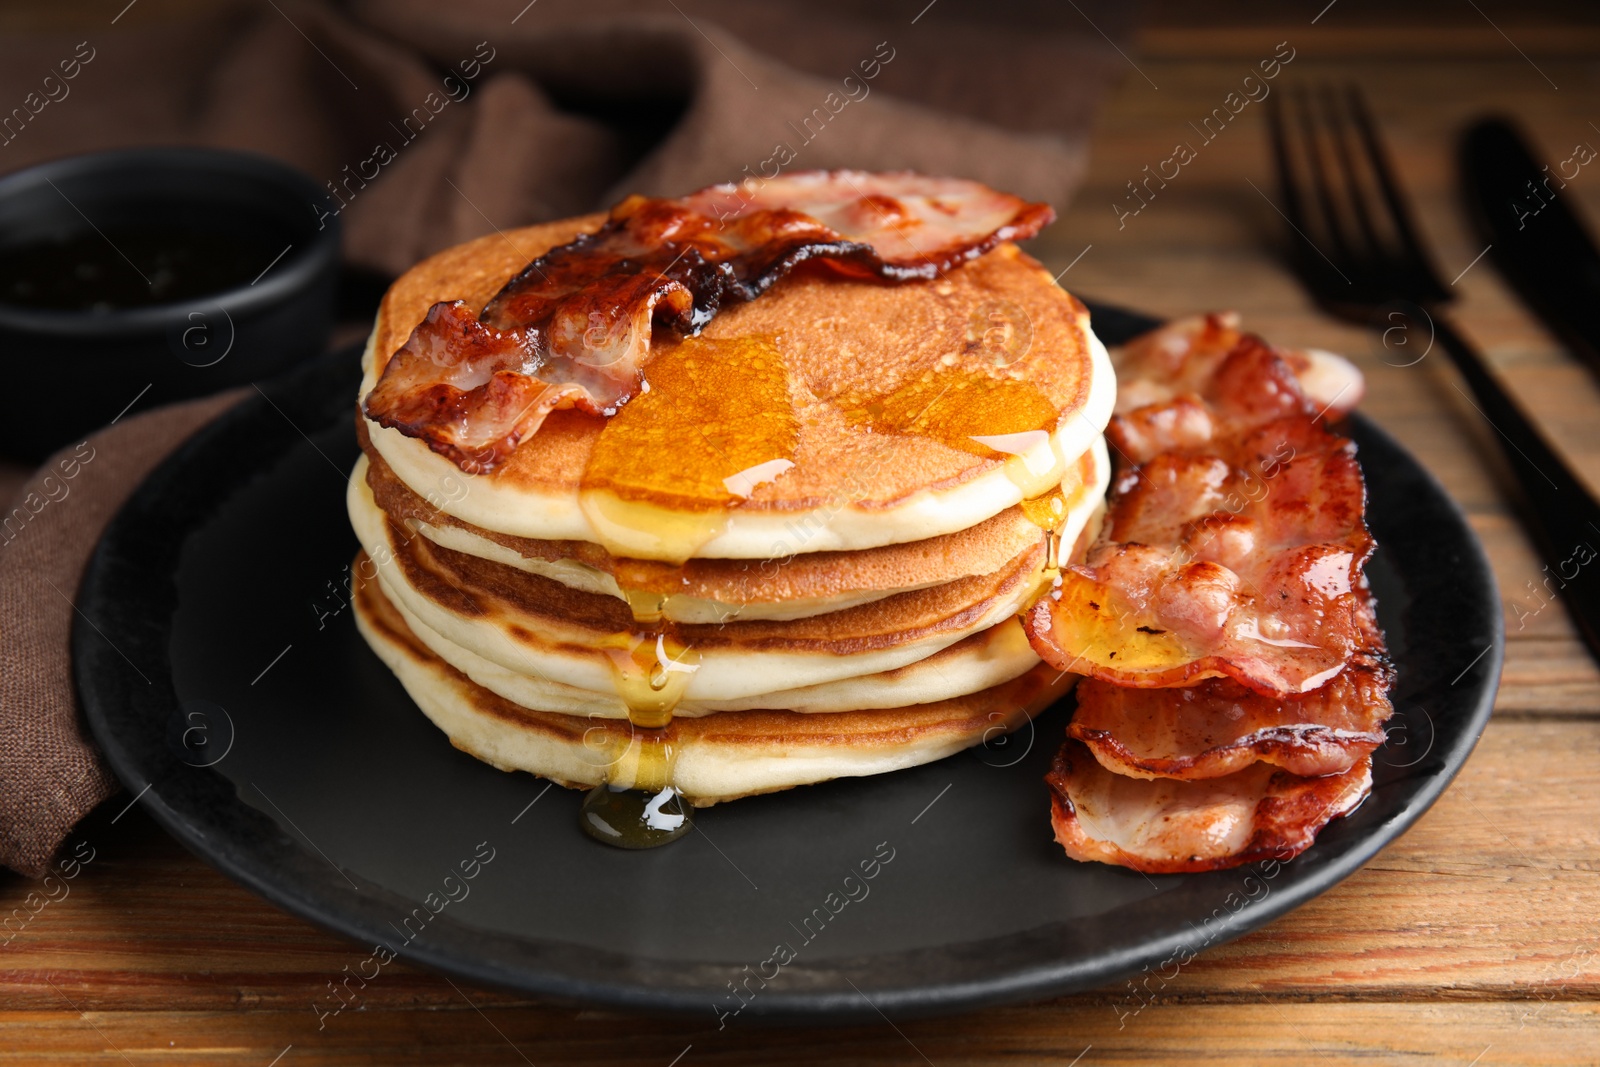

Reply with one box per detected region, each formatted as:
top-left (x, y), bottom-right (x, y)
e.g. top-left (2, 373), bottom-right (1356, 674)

top-left (1023, 314), bottom-right (1394, 873)
top-left (363, 172), bottom-right (1054, 473)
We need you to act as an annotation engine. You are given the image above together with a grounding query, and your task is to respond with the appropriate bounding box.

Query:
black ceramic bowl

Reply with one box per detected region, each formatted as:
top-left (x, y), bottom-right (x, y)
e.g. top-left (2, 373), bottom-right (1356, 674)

top-left (0, 147), bottom-right (340, 460)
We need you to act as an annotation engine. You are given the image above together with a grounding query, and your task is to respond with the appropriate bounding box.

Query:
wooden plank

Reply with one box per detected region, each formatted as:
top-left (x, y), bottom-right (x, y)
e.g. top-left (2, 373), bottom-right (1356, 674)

top-left (0, 1002), bottom-right (1596, 1066)
top-left (1496, 636), bottom-right (1600, 717)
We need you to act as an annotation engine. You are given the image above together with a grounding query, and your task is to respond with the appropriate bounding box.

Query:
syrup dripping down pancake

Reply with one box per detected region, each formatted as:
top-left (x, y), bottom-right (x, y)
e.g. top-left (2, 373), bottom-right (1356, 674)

top-left (348, 465), bottom-right (1102, 704)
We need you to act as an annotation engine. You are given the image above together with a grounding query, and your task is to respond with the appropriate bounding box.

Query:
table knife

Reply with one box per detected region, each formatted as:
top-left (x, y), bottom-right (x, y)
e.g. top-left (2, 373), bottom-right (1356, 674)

top-left (1460, 117), bottom-right (1600, 381)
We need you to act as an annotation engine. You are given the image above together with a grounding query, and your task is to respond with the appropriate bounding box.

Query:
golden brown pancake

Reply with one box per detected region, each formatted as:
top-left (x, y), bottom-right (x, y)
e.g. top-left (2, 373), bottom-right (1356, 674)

top-left (353, 564), bottom-right (1075, 803)
top-left (349, 468), bottom-right (1057, 702)
top-left (361, 432), bottom-right (1106, 615)
top-left (382, 575), bottom-right (1046, 717)
top-left (360, 218), bottom-right (1115, 560)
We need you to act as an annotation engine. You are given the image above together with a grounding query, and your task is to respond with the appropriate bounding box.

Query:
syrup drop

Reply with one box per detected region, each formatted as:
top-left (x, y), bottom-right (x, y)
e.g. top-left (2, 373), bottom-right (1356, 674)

top-left (597, 630), bottom-right (700, 730)
top-left (623, 588), bottom-right (667, 626)
top-left (580, 779), bottom-right (692, 848)
top-left (1021, 484), bottom-right (1070, 576)
top-left (1017, 447), bottom-right (1107, 606)
top-left (1019, 486), bottom-right (1069, 531)
top-left (580, 592), bottom-right (702, 847)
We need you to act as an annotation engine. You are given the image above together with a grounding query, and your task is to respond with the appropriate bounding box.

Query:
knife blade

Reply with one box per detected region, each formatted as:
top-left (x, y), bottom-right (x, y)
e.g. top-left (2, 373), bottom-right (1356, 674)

top-left (1460, 117), bottom-right (1600, 380)
top-left (1458, 118), bottom-right (1600, 660)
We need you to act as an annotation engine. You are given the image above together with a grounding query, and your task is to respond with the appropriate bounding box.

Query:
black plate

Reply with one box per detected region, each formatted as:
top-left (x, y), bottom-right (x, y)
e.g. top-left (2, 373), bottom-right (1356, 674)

top-left (75, 304), bottom-right (1502, 1023)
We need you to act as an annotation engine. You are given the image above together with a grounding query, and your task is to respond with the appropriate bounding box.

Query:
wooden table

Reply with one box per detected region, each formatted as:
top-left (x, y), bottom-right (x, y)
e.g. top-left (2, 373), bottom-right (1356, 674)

top-left (5, 10), bottom-right (1600, 1065)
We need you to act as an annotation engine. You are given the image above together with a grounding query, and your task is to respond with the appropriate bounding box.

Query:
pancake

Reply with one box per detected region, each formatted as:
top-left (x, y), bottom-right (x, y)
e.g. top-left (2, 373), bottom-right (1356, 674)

top-left (380, 568), bottom-right (1050, 716)
top-left (352, 565), bottom-right (1076, 803)
top-left (349, 460), bottom-right (1104, 702)
top-left (359, 438), bottom-right (1109, 622)
top-left (360, 217), bottom-right (1115, 562)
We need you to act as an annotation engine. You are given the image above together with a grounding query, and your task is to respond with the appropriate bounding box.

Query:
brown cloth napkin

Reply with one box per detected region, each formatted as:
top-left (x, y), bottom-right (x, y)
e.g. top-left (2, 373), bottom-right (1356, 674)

top-left (0, 0), bottom-right (1129, 876)
top-left (0, 394), bottom-right (242, 877)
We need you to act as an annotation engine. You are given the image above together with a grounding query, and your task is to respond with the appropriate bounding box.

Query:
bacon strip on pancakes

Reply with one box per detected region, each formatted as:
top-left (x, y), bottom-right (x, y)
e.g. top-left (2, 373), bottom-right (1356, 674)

top-left (362, 171), bottom-right (1055, 473)
top-left (1046, 740), bottom-right (1372, 874)
top-left (1024, 331), bottom-right (1374, 696)
top-left (1068, 587), bottom-right (1393, 780)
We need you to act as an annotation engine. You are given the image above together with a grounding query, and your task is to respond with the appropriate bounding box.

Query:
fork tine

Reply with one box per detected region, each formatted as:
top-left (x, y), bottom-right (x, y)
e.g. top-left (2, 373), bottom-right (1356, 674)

top-left (1267, 89), bottom-right (1346, 294)
top-left (1343, 85), bottom-right (1450, 301)
top-left (1293, 87), bottom-right (1356, 273)
top-left (1266, 90), bottom-right (1308, 235)
top-left (1320, 85), bottom-right (1384, 276)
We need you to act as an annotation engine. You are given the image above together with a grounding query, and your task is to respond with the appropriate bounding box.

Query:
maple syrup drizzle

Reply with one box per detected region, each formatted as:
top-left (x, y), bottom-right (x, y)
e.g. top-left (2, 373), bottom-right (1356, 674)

top-left (1020, 485), bottom-right (1070, 581)
top-left (839, 362), bottom-right (1078, 597)
top-left (580, 593), bottom-right (701, 848)
top-left (578, 334), bottom-right (798, 564)
top-left (579, 335), bottom-right (796, 848)
top-left (839, 361), bottom-right (1073, 507)
top-left (1015, 449), bottom-right (1107, 616)
top-left (1019, 486), bottom-right (1069, 532)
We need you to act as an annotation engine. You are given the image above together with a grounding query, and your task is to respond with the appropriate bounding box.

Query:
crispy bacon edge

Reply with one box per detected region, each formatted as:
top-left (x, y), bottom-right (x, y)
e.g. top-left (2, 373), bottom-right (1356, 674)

top-left (1045, 741), bottom-right (1373, 874)
top-left (1067, 588), bottom-right (1394, 780)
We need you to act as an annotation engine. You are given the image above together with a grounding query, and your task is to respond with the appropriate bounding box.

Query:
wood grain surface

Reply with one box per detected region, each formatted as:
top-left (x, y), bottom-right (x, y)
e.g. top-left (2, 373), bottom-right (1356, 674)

top-left (5, 4), bottom-right (1600, 1064)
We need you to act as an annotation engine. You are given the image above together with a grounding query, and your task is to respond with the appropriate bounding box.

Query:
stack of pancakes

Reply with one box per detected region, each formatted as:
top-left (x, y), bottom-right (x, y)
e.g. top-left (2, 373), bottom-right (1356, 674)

top-left (349, 214), bottom-right (1116, 804)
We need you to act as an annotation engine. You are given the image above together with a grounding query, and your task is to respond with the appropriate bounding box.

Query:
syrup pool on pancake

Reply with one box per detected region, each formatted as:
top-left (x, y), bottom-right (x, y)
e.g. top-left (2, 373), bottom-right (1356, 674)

top-left (355, 171), bottom-right (1101, 849)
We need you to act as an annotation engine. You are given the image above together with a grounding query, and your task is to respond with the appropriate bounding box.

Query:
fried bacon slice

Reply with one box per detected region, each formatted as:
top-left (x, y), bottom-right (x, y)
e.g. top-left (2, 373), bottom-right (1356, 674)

top-left (1046, 740), bottom-right (1371, 873)
top-left (362, 171), bottom-right (1054, 473)
top-left (1069, 588), bottom-right (1393, 780)
top-left (1113, 312), bottom-right (1365, 425)
top-left (1024, 332), bottom-right (1373, 696)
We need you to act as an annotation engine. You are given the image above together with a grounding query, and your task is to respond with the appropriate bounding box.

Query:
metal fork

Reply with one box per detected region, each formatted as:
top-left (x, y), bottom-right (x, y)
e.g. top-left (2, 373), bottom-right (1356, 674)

top-left (1267, 84), bottom-right (1600, 660)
